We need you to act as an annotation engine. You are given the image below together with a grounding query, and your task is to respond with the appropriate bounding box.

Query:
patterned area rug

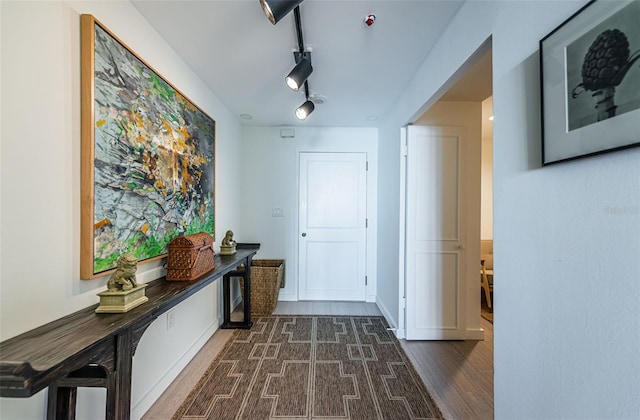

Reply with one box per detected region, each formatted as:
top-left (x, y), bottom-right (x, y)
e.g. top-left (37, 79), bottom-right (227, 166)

top-left (173, 316), bottom-right (444, 420)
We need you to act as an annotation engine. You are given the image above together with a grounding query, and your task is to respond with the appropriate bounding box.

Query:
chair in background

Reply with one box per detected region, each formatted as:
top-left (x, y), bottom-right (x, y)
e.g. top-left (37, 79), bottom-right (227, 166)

top-left (480, 240), bottom-right (493, 310)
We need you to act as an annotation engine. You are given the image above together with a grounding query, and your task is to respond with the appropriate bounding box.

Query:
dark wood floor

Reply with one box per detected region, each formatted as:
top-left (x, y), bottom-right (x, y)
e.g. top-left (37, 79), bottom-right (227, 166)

top-left (143, 303), bottom-right (493, 419)
top-left (400, 316), bottom-right (494, 420)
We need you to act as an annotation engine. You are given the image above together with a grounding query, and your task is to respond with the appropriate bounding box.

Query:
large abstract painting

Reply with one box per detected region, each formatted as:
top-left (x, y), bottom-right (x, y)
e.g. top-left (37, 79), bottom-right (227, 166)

top-left (80, 15), bottom-right (215, 279)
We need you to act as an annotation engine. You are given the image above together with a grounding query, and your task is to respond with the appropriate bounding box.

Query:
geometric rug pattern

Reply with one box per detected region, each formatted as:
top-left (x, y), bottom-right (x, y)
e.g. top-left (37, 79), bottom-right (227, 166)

top-left (173, 316), bottom-right (444, 419)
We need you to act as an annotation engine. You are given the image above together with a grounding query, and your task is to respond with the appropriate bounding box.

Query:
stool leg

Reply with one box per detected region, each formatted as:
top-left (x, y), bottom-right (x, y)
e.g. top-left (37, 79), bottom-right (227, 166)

top-left (481, 268), bottom-right (492, 309)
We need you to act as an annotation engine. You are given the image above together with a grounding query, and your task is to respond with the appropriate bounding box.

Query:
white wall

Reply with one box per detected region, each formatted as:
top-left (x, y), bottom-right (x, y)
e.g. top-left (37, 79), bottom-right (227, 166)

top-left (0, 1), bottom-right (243, 418)
top-left (375, 121), bottom-right (402, 329)
top-left (240, 126), bottom-right (378, 302)
top-left (378, 0), bottom-right (640, 418)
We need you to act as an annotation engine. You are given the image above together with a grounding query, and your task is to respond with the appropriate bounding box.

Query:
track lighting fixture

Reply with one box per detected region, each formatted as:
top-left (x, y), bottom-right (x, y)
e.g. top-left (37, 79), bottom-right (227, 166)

top-left (259, 0), bottom-right (304, 25)
top-left (295, 100), bottom-right (314, 120)
top-left (285, 53), bottom-right (312, 91)
top-left (261, 0), bottom-right (316, 120)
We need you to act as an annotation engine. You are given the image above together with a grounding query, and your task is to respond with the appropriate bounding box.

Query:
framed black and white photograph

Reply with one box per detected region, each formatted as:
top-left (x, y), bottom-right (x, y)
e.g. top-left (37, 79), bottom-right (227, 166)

top-left (540, 0), bottom-right (640, 165)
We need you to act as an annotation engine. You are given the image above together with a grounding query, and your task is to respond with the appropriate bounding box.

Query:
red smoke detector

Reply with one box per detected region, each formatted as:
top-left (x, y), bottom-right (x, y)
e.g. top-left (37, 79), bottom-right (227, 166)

top-left (364, 14), bottom-right (376, 27)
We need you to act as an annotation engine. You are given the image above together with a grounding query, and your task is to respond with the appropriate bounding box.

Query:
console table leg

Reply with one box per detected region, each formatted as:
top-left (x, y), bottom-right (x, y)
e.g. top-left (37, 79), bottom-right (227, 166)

top-left (243, 268), bottom-right (252, 326)
top-left (106, 331), bottom-right (133, 420)
top-left (220, 264), bottom-right (253, 329)
top-left (222, 273), bottom-right (231, 326)
top-left (47, 383), bottom-right (77, 420)
top-left (104, 373), bottom-right (116, 420)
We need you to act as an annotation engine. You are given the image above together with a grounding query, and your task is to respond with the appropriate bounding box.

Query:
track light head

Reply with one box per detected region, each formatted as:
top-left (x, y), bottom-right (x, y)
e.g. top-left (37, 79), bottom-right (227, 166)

top-left (285, 54), bottom-right (312, 91)
top-left (295, 100), bottom-right (314, 120)
top-left (260, 0), bottom-right (304, 25)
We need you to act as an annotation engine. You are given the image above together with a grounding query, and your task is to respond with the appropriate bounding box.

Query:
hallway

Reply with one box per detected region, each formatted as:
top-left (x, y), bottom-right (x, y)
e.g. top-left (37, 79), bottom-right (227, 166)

top-left (143, 302), bottom-right (493, 419)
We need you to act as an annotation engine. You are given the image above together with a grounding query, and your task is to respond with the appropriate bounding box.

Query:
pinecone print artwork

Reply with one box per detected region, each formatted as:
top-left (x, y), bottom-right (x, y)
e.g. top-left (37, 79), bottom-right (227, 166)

top-left (572, 28), bottom-right (640, 121)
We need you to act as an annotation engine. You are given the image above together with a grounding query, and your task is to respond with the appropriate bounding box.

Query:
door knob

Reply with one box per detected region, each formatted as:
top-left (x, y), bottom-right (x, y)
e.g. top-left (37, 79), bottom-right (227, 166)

top-left (458, 244), bottom-right (465, 250)
top-left (301, 233), bottom-right (307, 237)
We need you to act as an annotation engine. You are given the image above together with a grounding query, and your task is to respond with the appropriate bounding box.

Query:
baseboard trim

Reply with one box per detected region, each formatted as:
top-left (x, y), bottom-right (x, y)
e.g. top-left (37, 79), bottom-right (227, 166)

top-left (131, 319), bottom-right (218, 419)
top-left (376, 299), bottom-right (405, 338)
top-left (277, 292), bottom-right (297, 301)
top-left (375, 299), bottom-right (395, 328)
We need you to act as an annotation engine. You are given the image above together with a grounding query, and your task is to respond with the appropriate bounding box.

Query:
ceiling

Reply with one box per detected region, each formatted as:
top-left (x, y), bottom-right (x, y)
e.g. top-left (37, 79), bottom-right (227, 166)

top-left (131, 0), bottom-right (491, 127)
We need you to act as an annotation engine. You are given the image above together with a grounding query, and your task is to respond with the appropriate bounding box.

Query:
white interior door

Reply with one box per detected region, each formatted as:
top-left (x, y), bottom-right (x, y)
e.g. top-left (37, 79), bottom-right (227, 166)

top-left (298, 152), bottom-right (367, 301)
top-left (405, 126), bottom-right (467, 340)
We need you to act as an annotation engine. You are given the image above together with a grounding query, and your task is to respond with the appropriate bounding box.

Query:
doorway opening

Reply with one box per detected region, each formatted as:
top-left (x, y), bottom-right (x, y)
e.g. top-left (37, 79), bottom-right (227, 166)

top-left (400, 39), bottom-right (493, 339)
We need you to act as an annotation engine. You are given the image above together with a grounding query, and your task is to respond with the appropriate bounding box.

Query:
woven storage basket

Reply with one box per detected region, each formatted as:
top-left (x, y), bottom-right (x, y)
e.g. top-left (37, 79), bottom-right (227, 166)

top-left (239, 260), bottom-right (284, 317)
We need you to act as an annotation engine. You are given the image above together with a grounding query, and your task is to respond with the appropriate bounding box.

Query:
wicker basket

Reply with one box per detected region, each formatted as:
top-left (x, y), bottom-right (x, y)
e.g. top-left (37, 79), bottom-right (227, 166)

top-left (166, 233), bottom-right (215, 281)
top-left (239, 260), bottom-right (284, 317)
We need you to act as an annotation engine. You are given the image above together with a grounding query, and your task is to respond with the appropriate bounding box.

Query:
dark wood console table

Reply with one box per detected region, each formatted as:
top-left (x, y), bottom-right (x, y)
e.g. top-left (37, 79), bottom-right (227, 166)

top-left (0, 243), bottom-right (259, 420)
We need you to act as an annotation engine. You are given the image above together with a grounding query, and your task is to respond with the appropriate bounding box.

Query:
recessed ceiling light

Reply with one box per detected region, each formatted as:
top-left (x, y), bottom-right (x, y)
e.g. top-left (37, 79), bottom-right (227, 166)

top-left (239, 114), bottom-right (253, 120)
top-left (309, 93), bottom-right (327, 104)
top-left (366, 115), bottom-right (379, 121)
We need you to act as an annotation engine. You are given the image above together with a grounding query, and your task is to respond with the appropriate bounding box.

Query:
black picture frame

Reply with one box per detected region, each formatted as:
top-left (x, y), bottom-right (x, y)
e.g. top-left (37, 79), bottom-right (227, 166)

top-left (540, 0), bottom-right (640, 165)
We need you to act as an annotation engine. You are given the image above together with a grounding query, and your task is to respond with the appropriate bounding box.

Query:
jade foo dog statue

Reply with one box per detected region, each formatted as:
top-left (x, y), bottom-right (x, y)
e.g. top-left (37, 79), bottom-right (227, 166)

top-left (107, 254), bottom-right (139, 291)
top-left (219, 230), bottom-right (237, 255)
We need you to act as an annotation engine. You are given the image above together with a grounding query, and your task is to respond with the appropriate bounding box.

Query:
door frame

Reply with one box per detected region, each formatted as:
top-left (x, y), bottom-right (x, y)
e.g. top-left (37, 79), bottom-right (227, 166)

top-left (398, 127), bottom-right (408, 339)
top-left (295, 145), bottom-right (378, 303)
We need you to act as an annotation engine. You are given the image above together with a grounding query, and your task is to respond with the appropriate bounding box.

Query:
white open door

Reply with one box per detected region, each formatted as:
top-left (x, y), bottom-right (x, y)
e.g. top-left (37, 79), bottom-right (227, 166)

top-left (298, 152), bottom-right (367, 301)
top-left (405, 126), bottom-right (467, 340)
